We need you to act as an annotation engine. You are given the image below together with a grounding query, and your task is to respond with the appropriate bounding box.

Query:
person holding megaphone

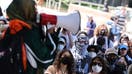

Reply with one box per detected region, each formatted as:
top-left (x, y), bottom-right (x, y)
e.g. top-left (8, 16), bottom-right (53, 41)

top-left (0, 0), bottom-right (80, 74)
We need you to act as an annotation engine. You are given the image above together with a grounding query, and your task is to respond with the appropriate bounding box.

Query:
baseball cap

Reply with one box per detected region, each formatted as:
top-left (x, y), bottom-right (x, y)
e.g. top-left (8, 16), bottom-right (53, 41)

top-left (119, 44), bottom-right (128, 50)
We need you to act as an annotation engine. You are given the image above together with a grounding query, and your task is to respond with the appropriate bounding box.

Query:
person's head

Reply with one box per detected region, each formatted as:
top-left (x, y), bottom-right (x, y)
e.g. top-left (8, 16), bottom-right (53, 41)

top-left (118, 44), bottom-right (128, 56)
top-left (75, 31), bottom-right (89, 50)
top-left (119, 34), bottom-right (129, 45)
top-left (57, 36), bottom-right (66, 51)
top-left (94, 24), bottom-right (109, 36)
top-left (87, 45), bottom-right (99, 58)
top-left (89, 56), bottom-right (108, 74)
top-left (121, 7), bottom-right (127, 15)
top-left (105, 48), bottom-right (118, 64)
top-left (88, 16), bottom-right (93, 22)
top-left (53, 49), bottom-right (75, 74)
top-left (6, 0), bottom-right (36, 22)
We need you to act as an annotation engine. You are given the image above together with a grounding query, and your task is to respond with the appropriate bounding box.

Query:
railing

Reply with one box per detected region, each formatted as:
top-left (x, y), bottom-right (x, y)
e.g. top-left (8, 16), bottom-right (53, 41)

top-left (45, 0), bottom-right (61, 11)
top-left (71, 0), bottom-right (115, 11)
top-left (45, 0), bottom-right (115, 11)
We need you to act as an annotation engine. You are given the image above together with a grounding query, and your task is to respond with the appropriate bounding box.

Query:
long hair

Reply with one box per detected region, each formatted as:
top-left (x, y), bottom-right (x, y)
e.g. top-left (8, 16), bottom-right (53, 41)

top-left (94, 24), bottom-right (109, 36)
top-left (53, 49), bottom-right (75, 74)
top-left (89, 56), bottom-right (108, 74)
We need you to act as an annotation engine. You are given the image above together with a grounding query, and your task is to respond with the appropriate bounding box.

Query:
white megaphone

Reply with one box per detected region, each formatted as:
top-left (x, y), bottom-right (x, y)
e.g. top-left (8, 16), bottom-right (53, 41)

top-left (37, 10), bottom-right (81, 35)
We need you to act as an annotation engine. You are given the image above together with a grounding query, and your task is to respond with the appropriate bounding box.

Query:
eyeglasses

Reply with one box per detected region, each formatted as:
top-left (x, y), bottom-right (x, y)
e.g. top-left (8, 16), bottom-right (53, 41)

top-left (92, 62), bottom-right (102, 66)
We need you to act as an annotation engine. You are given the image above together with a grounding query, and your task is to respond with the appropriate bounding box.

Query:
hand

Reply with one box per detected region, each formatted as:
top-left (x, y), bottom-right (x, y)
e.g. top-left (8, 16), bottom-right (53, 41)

top-left (9, 19), bottom-right (31, 34)
top-left (47, 26), bottom-right (55, 33)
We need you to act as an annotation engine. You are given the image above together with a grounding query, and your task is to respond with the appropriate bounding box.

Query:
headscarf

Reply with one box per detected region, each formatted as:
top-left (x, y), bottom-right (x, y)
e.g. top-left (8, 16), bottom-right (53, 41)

top-left (6, 0), bottom-right (36, 26)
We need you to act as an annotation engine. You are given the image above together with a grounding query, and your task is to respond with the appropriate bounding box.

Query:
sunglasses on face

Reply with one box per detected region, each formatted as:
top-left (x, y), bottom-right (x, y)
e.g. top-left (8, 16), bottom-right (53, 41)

top-left (92, 62), bottom-right (103, 66)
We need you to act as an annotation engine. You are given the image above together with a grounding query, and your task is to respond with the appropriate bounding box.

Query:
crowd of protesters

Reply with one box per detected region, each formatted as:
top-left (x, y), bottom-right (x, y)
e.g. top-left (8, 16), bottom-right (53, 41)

top-left (44, 8), bottom-right (132, 74)
top-left (0, 1), bottom-right (132, 74)
top-left (44, 6), bottom-right (132, 74)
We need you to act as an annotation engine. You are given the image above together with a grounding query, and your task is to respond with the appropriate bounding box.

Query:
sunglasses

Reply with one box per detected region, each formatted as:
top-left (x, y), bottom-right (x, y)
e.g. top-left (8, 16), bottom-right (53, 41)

top-left (92, 62), bottom-right (103, 66)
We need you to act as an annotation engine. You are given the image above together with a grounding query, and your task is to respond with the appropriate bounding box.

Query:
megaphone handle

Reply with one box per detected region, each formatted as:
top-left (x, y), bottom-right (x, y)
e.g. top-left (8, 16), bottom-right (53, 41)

top-left (40, 13), bottom-right (57, 25)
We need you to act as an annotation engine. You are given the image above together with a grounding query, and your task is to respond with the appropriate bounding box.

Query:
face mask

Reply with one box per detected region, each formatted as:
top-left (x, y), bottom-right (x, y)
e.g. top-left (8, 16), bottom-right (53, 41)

top-left (92, 65), bottom-right (102, 73)
top-left (76, 41), bottom-right (85, 49)
top-left (78, 41), bottom-right (85, 47)
top-left (88, 52), bottom-right (97, 58)
top-left (99, 29), bottom-right (105, 36)
top-left (57, 44), bottom-right (65, 51)
top-left (79, 43), bottom-right (85, 47)
top-left (60, 56), bottom-right (72, 65)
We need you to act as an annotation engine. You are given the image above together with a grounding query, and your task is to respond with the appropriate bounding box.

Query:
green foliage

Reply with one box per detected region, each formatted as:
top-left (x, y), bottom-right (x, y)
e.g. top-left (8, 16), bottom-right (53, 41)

top-left (81, 3), bottom-right (90, 6)
top-left (63, 0), bottom-right (70, 3)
